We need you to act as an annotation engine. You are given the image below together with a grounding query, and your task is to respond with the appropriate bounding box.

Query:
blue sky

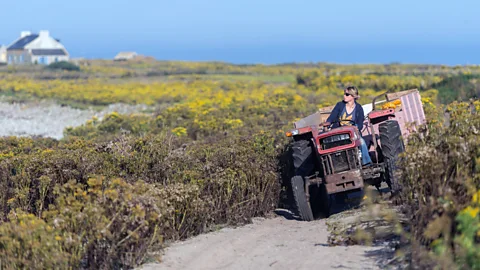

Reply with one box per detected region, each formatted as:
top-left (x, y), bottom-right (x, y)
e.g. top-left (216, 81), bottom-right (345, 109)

top-left (1, 0), bottom-right (479, 64)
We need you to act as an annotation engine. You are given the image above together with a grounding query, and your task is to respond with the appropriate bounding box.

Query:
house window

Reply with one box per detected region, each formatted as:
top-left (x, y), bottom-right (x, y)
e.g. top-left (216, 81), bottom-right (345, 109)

top-left (19, 55), bottom-right (24, 62)
top-left (8, 55), bottom-right (12, 64)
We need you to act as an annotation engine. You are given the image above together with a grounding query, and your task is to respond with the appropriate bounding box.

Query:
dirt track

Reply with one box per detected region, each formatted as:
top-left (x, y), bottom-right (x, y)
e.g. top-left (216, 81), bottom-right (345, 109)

top-left (0, 100), bottom-right (149, 139)
top-left (140, 211), bottom-right (392, 270)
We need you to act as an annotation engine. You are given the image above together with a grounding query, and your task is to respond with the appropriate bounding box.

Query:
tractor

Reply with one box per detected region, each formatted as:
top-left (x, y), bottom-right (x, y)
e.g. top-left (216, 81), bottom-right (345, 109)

top-left (285, 89), bottom-right (426, 221)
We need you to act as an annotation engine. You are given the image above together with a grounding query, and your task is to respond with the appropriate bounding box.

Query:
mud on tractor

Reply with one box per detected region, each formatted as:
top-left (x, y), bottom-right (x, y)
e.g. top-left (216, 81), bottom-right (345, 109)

top-left (285, 89), bottom-right (426, 221)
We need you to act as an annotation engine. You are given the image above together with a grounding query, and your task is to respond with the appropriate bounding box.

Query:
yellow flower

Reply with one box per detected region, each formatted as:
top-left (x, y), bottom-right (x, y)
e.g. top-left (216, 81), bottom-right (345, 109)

top-left (462, 206), bottom-right (480, 218)
top-left (171, 127), bottom-right (187, 136)
top-left (473, 190), bottom-right (480, 204)
top-left (106, 111), bottom-right (120, 120)
top-left (381, 100), bottom-right (402, 110)
top-left (41, 149), bottom-right (54, 155)
top-left (104, 189), bottom-right (119, 200)
top-left (223, 119), bottom-right (244, 129)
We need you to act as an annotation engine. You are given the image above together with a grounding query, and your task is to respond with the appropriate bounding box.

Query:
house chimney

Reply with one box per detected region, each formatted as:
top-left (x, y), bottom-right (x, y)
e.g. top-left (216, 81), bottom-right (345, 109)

top-left (39, 30), bottom-right (49, 37)
top-left (21, 31), bottom-right (31, 38)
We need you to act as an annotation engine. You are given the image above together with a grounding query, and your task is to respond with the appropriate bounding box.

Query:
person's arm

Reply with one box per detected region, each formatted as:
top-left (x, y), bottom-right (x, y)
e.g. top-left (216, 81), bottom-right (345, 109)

top-left (326, 102), bottom-right (342, 124)
top-left (355, 104), bottom-right (364, 131)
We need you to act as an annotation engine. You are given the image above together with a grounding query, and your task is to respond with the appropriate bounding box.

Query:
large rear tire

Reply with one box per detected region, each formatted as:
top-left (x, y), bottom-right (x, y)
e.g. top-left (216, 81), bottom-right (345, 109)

top-left (379, 120), bottom-right (405, 194)
top-left (291, 175), bottom-right (314, 221)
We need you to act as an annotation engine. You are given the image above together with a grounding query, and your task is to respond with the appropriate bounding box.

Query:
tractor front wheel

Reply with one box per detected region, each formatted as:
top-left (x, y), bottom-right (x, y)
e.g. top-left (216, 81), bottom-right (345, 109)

top-left (292, 140), bottom-right (314, 176)
top-left (291, 176), bottom-right (314, 221)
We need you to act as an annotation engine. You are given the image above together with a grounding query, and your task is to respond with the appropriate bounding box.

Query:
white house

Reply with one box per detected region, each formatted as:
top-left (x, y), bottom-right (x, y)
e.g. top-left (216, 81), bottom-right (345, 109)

top-left (0, 45), bottom-right (6, 64)
top-left (114, 51), bottom-right (138, 61)
top-left (6, 31), bottom-right (69, 65)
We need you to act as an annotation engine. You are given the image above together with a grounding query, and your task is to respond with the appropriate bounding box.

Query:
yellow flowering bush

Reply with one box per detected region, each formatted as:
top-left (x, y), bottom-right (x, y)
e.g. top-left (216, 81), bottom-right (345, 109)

top-left (0, 132), bottom-right (281, 269)
top-left (454, 191), bottom-right (480, 269)
top-left (397, 100), bottom-right (480, 268)
top-left (171, 127), bottom-right (187, 136)
top-left (0, 211), bottom-right (70, 269)
top-left (1, 60), bottom-right (480, 269)
top-left (381, 99), bottom-right (402, 110)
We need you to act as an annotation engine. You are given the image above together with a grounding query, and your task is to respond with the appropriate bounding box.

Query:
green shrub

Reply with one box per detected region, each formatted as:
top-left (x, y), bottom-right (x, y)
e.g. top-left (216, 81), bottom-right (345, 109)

top-left (398, 100), bottom-right (480, 268)
top-left (0, 211), bottom-right (70, 269)
top-left (454, 193), bottom-right (480, 269)
top-left (42, 177), bottom-right (168, 269)
top-left (0, 131), bottom-right (282, 269)
top-left (46, 61), bottom-right (80, 71)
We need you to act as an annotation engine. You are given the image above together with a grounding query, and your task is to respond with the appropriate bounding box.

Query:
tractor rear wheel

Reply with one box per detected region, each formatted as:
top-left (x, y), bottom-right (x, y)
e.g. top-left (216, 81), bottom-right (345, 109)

top-left (379, 120), bottom-right (405, 194)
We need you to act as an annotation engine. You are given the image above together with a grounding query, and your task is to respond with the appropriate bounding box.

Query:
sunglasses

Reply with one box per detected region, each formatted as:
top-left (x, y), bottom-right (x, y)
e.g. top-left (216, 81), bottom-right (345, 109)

top-left (344, 92), bottom-right (351, 96)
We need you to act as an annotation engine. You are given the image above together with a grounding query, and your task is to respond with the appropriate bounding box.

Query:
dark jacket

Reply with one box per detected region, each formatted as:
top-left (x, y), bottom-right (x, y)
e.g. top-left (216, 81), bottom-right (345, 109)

top-left (326, 101), bottom-right (365, 131)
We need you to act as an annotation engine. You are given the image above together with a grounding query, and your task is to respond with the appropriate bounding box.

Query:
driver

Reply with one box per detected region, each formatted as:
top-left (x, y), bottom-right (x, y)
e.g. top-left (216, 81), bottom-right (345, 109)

top-left (326, 86), bottom-right (372, 166)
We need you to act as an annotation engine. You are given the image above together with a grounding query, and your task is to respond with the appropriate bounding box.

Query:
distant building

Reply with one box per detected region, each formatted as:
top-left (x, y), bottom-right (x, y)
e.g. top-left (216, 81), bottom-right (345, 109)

top-left (0, 45), bottom-right (6, 64)
top-left (70, 57), bottom-right (88, 66)
top-left (114, 51), bottom-right (138, 61)
top-left (6, 30), bottom-right (69, 65)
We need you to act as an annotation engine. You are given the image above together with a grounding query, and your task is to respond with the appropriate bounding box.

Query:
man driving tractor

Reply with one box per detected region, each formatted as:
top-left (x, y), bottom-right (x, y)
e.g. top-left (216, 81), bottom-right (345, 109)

top-left (325, 86), bottom-right (372, 166)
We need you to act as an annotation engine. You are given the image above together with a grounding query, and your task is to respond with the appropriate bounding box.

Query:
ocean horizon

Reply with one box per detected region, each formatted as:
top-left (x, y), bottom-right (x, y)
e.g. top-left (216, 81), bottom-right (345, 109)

top-left (68, 44), bottom-right (480, 66)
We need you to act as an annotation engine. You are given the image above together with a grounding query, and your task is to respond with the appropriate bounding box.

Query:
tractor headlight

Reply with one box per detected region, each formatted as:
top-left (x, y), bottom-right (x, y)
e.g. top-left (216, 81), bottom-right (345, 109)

top-left (320, 133), bottom-right (352, 150)
top-left (322, 133), bottom-right (350, 144)
top-left (339, 133), bottom-right (350, 141)
top-left (286, 129), bottom-right (299, 137)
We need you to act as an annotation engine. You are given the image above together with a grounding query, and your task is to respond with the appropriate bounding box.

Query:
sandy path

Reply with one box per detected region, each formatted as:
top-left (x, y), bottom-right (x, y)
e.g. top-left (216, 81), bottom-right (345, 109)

top-left (0, 100), bottom-right (149, 139)
top-left (140, 214), bottom-right (388, 270)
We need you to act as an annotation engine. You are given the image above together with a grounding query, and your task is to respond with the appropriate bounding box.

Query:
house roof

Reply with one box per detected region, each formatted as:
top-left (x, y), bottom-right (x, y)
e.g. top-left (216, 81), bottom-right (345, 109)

top-left (114, 52), bottom-right (138, 59)
top-left (31, 49), bottom-right (67, 56)
top-left (7, 34), bottom-right (39, 50)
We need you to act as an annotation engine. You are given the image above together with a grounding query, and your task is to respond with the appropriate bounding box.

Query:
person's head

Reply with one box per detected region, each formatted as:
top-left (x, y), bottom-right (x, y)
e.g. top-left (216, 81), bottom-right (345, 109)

top-left (343, 86), bottom-right (359, 102)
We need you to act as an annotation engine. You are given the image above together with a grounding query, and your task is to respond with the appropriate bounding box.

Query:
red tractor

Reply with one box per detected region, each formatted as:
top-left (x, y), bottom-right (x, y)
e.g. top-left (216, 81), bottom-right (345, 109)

top-left (285, 89), bottom-right (426, 221)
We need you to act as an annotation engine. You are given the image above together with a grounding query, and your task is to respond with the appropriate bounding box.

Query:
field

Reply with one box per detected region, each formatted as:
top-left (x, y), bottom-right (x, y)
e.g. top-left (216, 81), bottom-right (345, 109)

top-left (0, 59), bottom-right (478, 269)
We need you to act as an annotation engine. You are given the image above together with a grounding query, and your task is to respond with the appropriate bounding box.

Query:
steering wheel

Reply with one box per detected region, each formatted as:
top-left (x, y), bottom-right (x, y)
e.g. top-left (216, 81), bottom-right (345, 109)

top-left (321, 120), bottom-right (356, 130)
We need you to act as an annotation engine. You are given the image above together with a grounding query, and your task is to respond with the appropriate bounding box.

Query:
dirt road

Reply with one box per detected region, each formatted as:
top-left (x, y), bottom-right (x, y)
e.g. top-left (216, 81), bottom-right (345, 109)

top-left (140, 212), bottom-right (392, 270)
